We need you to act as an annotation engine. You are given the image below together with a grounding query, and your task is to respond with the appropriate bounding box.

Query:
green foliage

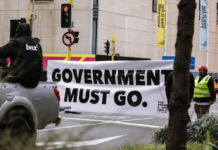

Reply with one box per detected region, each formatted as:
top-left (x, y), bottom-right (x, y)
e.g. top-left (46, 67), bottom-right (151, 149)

top-left (111, 142), bottom-right (205, 150)
top-left (187, 115), bottom-right (218, 143)
top-left (152, 125), bottom-right (168, 144)
top-left (153, 115), bottom-right (218, 144)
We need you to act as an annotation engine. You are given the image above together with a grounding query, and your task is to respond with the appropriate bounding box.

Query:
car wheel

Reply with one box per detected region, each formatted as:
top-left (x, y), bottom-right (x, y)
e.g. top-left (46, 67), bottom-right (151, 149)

top-left (0, 116), bottom-right (36, 150)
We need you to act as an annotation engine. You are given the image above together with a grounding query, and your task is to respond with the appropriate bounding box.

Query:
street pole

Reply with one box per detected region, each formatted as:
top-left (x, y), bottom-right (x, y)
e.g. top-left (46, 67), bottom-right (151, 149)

top-left (68, 28), bottom-right (72, 61)
top-left (67, 0), bottom-right (74, 61)
top-left (32, 0), bottom-right (35, 37)
top-left (111, 36), bottom-right (115, 61)
top-left (164, 5), bottom-right (168, 56)
top-left (206, 6), bottom-right (209, 68)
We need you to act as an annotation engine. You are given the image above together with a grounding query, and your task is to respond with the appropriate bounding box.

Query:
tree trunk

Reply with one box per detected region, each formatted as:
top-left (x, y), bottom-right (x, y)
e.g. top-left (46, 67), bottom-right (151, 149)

top-left (166, 0), bottom-right (196, 150)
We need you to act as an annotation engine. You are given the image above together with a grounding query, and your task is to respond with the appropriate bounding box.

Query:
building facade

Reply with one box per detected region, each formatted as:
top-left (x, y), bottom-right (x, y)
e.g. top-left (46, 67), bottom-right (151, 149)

top-left (0, 0), bottom-right (218, 74)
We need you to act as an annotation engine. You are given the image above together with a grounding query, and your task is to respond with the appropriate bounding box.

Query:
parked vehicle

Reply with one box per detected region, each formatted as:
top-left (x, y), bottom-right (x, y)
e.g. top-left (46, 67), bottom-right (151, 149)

top-left (0, 70), bottom-right (61, 150)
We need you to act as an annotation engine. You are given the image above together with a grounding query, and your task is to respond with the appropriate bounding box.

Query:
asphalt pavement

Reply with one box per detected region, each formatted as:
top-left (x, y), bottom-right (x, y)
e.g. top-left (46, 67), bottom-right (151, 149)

top-left (35, 99), bottom-right (218, 150)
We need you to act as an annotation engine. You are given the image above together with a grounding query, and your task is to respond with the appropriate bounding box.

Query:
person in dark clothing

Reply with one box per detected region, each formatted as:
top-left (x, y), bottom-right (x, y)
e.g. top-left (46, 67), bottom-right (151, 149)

top-left (165, 71), bottom-right (195, 123)
top-left (0, 58), bottom-right (8, 69)
top-left (0, 23), bottom-right (43, 88)
top-left (193, 66), bottom-right (215, 118)
top-left (165, 71), bottom-right (195, 103)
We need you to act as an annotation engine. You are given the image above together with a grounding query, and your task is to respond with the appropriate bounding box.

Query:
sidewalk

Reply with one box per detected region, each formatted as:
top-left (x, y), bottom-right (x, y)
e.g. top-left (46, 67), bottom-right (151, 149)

top-left (189, 99), bottom-right (218, 121)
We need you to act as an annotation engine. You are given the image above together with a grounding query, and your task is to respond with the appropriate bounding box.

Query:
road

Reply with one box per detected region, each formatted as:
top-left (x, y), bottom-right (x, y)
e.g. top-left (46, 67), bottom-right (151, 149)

top-left (36, 101), bottom-right (218, 150)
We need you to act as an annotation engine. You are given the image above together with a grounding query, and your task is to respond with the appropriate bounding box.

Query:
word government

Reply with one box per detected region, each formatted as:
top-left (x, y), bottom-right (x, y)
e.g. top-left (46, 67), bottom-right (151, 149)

top-left (52, 68), bottom-right (172, 86)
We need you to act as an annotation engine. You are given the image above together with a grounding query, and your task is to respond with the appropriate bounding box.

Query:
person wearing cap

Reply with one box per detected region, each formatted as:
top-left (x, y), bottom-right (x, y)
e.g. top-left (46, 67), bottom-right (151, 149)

top-left (0, 23), bottom-right (43, 88)
top-left (193, 66), bottom-right (215, 118)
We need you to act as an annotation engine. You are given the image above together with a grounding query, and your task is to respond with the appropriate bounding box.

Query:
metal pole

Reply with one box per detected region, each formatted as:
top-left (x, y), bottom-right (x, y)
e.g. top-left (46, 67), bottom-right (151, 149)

top-left (32, 0), bottom-right (35, 37)
top-left (207, 6), bottom-right (209, 68)
top-left (67, 0), bottom-right (74, 61)
top-left (111, 36), bottom-right (115, 61)
top-left (68, 28), bottom-right (72, 61)
top-left (164, 5), bottom-right (168, 56)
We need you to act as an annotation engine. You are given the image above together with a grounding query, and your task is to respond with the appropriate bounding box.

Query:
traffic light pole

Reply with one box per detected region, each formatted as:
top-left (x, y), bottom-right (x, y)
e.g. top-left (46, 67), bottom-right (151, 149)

top-left (29, 13), bottom-right (33, 34)
top-left (67, 28), bottom-right (73, 61)
top-left (32, 0), bottom-right (35, 37)
top-left (67, 0), bottom-right (73, 61)
top-left (111, 36), bottom-right (115, 61)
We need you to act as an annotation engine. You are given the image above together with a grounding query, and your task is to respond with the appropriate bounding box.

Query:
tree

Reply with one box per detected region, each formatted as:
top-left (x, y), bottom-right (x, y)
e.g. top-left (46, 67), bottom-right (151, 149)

top-left (166, 0), bottom-right (196, 150)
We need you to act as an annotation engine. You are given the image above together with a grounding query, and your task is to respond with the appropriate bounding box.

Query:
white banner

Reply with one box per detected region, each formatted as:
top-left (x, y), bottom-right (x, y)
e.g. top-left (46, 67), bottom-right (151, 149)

top-left (47, 60), bottom-right (173, 118)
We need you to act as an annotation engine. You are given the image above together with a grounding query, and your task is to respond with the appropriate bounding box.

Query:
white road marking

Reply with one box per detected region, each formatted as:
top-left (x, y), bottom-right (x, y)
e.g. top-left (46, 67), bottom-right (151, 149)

top-left (61, 117), bottom-right (153, 122)
top-left (61, 117), bottom-right (111, 122)
top-left (121, 118), bottom-right (154, 122)
top-left (113, 121), bottom-right (163, 128)
top-left (38, 117), bottom-right (162, 132)
top-left (36, 134), bottom-right (127, 149)
top-left (37, 122), bottom-right (110, 132)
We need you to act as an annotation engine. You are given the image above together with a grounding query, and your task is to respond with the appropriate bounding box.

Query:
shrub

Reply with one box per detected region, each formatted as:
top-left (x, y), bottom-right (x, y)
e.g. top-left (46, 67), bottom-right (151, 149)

top-left (153, 115), bottom-right (218, 144)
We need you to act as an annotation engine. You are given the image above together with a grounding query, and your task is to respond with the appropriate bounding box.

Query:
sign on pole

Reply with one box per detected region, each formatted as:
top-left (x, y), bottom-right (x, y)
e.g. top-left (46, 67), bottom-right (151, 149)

top-left (157, 0), bottom-right (166, 48)
top-left (62, 32), bottom-right (75, 46)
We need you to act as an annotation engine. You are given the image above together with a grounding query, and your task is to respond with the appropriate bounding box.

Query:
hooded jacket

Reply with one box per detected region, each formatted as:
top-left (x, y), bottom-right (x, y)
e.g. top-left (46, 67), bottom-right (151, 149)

top-left (0, 23), bottom-right (43, 88)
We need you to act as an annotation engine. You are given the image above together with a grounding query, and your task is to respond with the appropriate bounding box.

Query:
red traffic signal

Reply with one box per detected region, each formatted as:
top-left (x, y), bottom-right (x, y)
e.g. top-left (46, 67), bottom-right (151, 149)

top-left (62, 6), bottom-right (68, 12)
top-left (61, 3), bottom-right (72, 28)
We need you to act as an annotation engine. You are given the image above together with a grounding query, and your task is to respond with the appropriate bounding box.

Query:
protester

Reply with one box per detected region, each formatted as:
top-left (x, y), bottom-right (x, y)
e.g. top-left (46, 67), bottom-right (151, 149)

top-left (193, 66), bottom-right (215, 118)
top-left (165, 71), bottom-right (194, 123)
top-left (0, 23), bottom-right (43, 88)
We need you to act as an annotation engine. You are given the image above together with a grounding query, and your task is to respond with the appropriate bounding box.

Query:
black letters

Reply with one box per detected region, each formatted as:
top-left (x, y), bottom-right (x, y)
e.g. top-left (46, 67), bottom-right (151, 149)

top-left (100, 90), bottom-right (110, 104)
top-left (136, 70), bottom-right (145, 85)
top-left (62, 69), bottom-right (73, 83)
top-left (79, 89), bottom-right (90, 103)
top-left (147, 70), bottom-right (160, 85)
top-left (73, 69), bottom-right (83, 83)
top-left (93, 70), bottom-right (103, 84)
top-left (52, 69), bottom-right (61, 82)
top-left (161, 70), bottom-right (172, 83)
top-left (64, 88), bottom-right (78, 102)
top-left (90, 90), bottom-right (100, 104)
top-left (118, 70), bottom-right (134, 85)
top-left (114, 91), bottom-right (126, 106)
top-left (84, 70), bottom-right (92, 84)
top-left (104, 70), bottom-right (116, 85)
top-left (127, 91), bottom-right (142, 107)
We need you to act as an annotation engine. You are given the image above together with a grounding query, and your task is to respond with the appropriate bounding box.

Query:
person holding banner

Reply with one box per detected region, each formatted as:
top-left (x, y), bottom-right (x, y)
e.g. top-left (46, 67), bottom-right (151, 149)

top-left (193, 66), bottom-right (215, 118)
top-left (165, 71), bottom-right (194, 123)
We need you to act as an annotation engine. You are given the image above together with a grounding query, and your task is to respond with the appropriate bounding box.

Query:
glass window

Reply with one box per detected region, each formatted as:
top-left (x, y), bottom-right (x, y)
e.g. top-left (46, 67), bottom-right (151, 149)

top-left (217, 3), bottom-right (218, 24)
top-left (152, 0), bottom-right (157, 13)
top-left (9, 19), bottom-right (20, 40)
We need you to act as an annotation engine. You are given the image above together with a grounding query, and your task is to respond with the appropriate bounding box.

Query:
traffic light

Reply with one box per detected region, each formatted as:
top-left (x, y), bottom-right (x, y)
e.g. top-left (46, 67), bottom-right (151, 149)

top-left (61, 3), bottom-right (72, 28)
top-left (73, 31), bottom-right (79, 43)
top-left (104, 40), bottom-right (110, 55)
top-left (115, 53), bottom-right (120, 60)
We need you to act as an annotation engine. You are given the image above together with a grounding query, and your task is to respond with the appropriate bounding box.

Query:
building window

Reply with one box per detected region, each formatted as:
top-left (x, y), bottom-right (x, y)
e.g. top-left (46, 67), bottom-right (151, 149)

top-left (152, 0), bottom-right (157, 13)
top-left (9, 19), bottom-right (20, 40)
top-left (217, 3), bottom-right (218, 24)
top-left (92, 0), bottom-right (98, 54)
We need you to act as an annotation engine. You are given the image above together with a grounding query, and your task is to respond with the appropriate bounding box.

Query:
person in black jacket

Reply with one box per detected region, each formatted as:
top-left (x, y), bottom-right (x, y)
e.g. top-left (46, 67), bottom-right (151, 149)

top-left (165, 71), bottom-right (195, 123)
top-left (0, 23), bottom-right (43, 88)
top-left (165, 71), bottom-right (195, 103)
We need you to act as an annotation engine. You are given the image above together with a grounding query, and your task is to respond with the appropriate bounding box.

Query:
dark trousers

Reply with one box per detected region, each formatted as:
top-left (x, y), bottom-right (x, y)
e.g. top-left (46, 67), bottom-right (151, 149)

top-left (194, 104), bottom-right (210, 119)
